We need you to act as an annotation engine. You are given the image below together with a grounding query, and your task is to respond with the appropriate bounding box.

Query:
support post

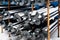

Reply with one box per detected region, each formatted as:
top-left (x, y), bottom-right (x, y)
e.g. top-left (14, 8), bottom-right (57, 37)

top-left (0, 16), bottom-right (3, 33)
top-left (31, 0), bottom-right (34, 11)
top-left (58, 0), bottom-right (60, 37)
top-left (32, 3), bottom-right (34, 11)
top-left (8, 0), bottom-right (11, 40)
top-left (8, 0), bottom-right (10, 10)
top-left (47, 0), bottom-right (50, 40)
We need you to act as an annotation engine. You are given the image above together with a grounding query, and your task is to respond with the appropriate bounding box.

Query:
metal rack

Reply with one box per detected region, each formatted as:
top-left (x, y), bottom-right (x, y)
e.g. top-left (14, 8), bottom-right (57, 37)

top-left (0, 0), bottom-right (59, 40)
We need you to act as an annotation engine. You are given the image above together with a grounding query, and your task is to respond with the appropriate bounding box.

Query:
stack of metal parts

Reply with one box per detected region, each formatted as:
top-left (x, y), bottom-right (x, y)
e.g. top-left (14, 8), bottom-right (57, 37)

top-left (0, 9), bottom-right (58, 40)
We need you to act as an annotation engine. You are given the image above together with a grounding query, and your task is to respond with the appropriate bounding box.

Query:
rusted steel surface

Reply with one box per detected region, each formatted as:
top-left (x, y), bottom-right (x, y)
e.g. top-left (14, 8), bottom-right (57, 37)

top-left (58, 0), bottom-right (60, 37)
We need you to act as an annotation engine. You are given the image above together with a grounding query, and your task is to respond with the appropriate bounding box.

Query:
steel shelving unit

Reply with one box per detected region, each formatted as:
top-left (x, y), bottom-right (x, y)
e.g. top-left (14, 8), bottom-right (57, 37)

top-left (0, 0), bottom-right (59, 40)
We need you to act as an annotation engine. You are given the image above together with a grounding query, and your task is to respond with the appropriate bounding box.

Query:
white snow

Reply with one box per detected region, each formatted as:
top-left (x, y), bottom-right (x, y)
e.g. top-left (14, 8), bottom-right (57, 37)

top-left (0, 29), bottom-right (10, 40)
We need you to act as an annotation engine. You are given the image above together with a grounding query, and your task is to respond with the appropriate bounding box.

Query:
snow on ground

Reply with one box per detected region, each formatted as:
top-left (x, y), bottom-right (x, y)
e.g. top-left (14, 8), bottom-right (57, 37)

top-left (51, 29), bottom-right (60, 40)
top-left (0, 29), bottom-right (60, 40)
top-left (0, 29), bottom-right (9, 40)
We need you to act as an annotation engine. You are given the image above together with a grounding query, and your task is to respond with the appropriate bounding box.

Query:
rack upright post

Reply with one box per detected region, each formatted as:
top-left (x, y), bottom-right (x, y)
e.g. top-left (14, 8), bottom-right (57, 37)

top-left (58, 0), bottom-right (60, 37)
top-left (47, 0), bottom-right (50, 40)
